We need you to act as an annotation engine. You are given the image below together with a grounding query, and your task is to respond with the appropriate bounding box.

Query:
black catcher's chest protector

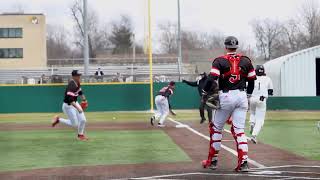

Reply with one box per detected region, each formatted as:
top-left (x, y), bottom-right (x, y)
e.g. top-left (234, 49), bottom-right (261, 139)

top-left (221, 54), bottom-right (245, 84)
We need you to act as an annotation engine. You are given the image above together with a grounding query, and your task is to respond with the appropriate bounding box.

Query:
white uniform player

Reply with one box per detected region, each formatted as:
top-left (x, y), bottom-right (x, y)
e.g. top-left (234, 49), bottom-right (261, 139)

top-left (51, 70), bottom-right (89, 141)
top-left (249, 65), bottom-right (273, 144)
top-left (150, 81), bottom-right (176, 127)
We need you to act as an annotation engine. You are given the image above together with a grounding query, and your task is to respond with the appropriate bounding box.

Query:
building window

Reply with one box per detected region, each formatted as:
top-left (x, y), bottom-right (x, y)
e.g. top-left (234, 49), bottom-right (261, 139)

top-left (0, 48), bottom-right (23, 58)
top-left (0, 28), bottom-right (23, 38)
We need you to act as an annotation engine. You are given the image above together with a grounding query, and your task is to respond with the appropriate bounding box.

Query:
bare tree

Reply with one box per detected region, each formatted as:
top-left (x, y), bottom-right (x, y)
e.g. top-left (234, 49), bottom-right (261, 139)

top-left (70, 0), bottom-right (111, 58)
top-left (251, 19), bottom-right (284, 60)
top-left (158, 22), bottom-right (178, 54)
top-left (197, 32), bottom-right (224, 50)
top-left (47, 25), bottom-right (73, 59)
top-left (299, 0), bottom-right (320, 47)
top-left (282, 19), bottom-right (306, 52)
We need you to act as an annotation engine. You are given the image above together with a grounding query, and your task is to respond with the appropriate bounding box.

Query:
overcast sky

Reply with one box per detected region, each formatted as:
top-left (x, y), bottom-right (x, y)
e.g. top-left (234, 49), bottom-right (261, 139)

top-left (0, 0), bottom-right (309, 51)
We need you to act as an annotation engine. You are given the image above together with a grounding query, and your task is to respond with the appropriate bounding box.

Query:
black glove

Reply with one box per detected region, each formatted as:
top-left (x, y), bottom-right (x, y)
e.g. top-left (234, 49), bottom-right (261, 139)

top-left (260, 96), bottom-right (265, 101)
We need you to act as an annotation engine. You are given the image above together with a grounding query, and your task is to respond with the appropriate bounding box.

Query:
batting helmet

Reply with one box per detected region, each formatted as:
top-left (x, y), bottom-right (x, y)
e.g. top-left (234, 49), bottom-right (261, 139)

top-left (224, 36), bottom-right (239, 49)
top-left (255, 65), bottom-right (265, 76)
top-left (169, 81), bottom-right (175, 86)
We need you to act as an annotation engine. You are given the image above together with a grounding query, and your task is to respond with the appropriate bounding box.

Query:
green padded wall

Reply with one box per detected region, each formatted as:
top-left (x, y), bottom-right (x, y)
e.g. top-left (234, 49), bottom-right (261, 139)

top-left (1, 83), bottom-right (320, 113)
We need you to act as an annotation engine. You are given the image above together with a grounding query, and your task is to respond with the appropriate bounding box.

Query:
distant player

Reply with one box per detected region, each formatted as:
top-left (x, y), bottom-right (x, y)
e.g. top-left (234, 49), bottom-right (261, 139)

top-left (182, 72), bottom-right (213, 124)
top-left (249, 65), bottom-right (273, 144)
top-left (150, 81), bottom-right (176, 127)
top-left (201, 36), bottom-right (256, 172)
top-left (51, 70), bottom-right (89, 141)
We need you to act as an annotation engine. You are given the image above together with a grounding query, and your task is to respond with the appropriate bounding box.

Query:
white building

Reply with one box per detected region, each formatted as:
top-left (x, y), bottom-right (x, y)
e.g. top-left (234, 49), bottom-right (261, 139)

top-left (264, 46), bottom-right (320, 96)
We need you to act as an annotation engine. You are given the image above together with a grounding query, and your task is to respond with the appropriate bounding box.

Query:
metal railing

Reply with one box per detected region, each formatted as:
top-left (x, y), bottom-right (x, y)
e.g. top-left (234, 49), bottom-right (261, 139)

top-left (20, 73), bottom-right (199, 85)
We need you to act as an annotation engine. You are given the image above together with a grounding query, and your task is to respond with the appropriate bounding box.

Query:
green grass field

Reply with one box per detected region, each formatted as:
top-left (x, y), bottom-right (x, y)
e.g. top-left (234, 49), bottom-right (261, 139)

top-left (0, 110), bottom-right (319, 172)
top-left (0, 130), bottom-right (191, 172)
top-left (254, 120), bottom-right (320, 160)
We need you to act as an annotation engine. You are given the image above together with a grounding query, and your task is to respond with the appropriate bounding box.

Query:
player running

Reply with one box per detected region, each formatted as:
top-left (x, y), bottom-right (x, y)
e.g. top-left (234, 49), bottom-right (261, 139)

top-left (201, 36), bottom-right (256, 172)
top-left (249, 65), bottom-right (273, 144)
top-left (150, 81), bottom-right (176, 127)
top-left (182, 72), bottom-right (213, 124)
top-left (51, 70), bottom-right (89, 141)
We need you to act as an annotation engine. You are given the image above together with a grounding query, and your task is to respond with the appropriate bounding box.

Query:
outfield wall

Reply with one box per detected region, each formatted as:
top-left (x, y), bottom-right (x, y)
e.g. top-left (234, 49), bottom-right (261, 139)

top-left (0, 83), bottom-right (320, 113)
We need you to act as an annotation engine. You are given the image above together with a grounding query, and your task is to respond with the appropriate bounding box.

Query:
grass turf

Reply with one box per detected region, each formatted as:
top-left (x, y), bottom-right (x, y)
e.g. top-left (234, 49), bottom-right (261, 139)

top-left (0, 130), bottom-right (191, 172)
top-left (248, 120), bottom-right (320, 161)
top-left (1, 110), bottom-right (320, 124)
top-left (0, 111), bottom-right (319, 165)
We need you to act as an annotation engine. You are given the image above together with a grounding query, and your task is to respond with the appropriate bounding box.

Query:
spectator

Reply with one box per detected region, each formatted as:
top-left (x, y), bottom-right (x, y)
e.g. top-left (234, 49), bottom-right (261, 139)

top-left (95, 68), bottom-right (104, 82)
top-left (38, 74), bottom-right (47, 84)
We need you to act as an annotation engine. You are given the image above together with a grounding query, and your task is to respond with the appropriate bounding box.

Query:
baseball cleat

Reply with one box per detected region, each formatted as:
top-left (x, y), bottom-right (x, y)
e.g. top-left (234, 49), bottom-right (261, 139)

top-left (201, 160), bottom-right (210, 168)
top-left (200, 118), bottom-right (206, 124)
top-left (157, 123), bottom-right (165, 128)
top-left (237, 161), bottom-right (249, 172)
top-left (52, 115), bottom-right (60, 127)
top-left (77, 134), bottom-right (89, 141)
top-left (208, 159), bottom-right (218, 170)
top-left (251, 136), bottom-right (258, 144)
top-left (150, 116), bottom-right (155, 126)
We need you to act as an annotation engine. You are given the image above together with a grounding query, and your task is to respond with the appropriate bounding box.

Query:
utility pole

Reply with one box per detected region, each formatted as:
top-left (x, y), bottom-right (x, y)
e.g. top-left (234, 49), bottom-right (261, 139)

top-left (177, 0), bottom-right (182, 81)
top-left (83, 0), bottom-right (89, 76)
top-left (132, 33), bottom-right (136, 77)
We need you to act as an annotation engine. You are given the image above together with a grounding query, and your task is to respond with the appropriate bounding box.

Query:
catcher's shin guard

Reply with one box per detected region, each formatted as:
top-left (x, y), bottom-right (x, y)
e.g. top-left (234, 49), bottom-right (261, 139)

top-left (232, 125), bottom-right (248, 171)
top-left (203, 123), bottom-right (221, 168)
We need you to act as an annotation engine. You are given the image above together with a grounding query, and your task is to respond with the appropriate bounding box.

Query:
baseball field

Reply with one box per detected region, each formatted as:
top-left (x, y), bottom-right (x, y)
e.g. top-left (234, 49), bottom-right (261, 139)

top-left (0, 110), bottom-right (319, 179)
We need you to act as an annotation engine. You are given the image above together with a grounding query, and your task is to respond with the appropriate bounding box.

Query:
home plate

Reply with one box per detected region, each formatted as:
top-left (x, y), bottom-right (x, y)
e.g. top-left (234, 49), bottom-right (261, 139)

top-left (175, 124), bottom-right (189, 128)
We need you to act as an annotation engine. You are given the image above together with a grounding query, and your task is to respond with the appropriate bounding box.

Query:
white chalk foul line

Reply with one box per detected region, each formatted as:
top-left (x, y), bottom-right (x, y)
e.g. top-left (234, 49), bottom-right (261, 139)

top-left (251, 165), bottom-right (320, 170)
top-left (167, 118), bottom-right (266, 169)
top-left (130, 172), bottom-right (320, 180)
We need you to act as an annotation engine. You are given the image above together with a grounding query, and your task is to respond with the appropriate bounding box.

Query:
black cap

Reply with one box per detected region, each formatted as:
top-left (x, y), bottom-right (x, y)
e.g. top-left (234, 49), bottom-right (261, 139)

top-left (169, 81), bottom-right (175, 86)
top-left (224, 36), bottom-right (239, 49)
top-left (71, 70), bottom-right (82, 76)
top-left (255, 65), bottom-right (265, 76)
top-left (200, 72), bottom-right (207, 76)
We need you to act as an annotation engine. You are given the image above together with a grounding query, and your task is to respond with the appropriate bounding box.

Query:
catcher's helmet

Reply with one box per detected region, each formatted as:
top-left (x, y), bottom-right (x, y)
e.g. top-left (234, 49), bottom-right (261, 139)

top-left (224, 36), bottom-right (239, 49)
top-left (256, 65), bottom-right (265, 76)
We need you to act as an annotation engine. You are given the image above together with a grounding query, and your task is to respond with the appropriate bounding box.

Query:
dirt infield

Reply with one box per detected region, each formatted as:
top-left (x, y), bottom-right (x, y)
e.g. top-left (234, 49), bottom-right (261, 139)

top-left (0, 120), bottom-right (319, 180)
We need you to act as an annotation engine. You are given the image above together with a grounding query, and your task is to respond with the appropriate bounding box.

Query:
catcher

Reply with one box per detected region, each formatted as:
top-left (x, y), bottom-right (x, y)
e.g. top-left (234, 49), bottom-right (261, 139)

top-left (201, 36), bottom-right (256, 172)
top-left (51, 70), bottom-right (89, 141)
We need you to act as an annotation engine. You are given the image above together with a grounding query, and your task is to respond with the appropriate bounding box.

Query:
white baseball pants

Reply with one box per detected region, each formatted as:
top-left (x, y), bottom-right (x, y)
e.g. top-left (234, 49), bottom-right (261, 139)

top-left (249, 97), bottom-right (267, 137)
top-left (154, 95), bottom-right (169, 124)
top-left (211, 90), bottom-right (249, 162)
top-left (59, 102), bottom-right (87, 135)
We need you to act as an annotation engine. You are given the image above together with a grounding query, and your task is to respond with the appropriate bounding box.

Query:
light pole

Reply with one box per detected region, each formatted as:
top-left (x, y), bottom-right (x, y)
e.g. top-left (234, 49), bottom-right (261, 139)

top-left (177, 0), bottom-right (182, 81)
top-left (83, 0), bottom-right (89, 76)
top-left (132, 33), bottom-right (136, 77)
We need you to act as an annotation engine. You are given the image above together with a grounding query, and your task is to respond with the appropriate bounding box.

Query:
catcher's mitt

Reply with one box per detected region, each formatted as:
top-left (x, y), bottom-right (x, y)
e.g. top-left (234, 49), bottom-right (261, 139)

top-left (80, 101), bottom-right (88, 110)
top-left (206, 93), bottom-right (220, 109)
